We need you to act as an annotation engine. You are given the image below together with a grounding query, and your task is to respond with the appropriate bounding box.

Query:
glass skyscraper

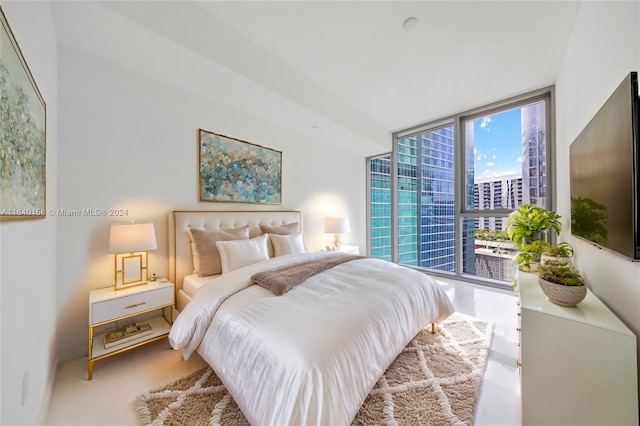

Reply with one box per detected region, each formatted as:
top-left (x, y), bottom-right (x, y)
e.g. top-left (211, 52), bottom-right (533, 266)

top-left (369, 155), bottom-right (391, 260)
top-left (397, 126), bottom-right (456, 271)
top-left (522, 102), bottom-right (546, 206)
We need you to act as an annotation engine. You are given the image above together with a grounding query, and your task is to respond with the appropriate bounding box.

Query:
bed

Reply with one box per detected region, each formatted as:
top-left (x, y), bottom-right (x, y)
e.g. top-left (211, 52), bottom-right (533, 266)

top-left (168, 210), bottom-right (455, 425)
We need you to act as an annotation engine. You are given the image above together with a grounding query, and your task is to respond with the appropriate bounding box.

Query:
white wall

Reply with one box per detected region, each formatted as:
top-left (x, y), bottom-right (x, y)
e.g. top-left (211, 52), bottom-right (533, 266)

top-left (0, 1), bottom-right (58, 424)
top-left (56, 45), bottom-right (367, 361)
top-left (555, 0), bottom-right (640, 382)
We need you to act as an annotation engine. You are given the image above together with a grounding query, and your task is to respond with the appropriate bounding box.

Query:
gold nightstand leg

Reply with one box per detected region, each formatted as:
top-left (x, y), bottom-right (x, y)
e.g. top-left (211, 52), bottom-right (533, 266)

top-left (88, 361), bottom-right (95, 380)
top-left (431, 323), bottom-right (436, 334)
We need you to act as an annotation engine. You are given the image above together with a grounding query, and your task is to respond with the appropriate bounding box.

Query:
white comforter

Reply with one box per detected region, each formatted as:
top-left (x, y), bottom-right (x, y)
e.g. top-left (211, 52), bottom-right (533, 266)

top-left (169, 251), bottom-right (454, 426)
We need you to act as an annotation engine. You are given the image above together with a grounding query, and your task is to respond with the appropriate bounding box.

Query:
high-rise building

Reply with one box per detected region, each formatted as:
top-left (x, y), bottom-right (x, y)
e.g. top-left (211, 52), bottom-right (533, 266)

top-left (397, 126), bottom-right (456, 271)
top-left (522, 102), bottom-right (546, 206)
top-left (397, 137), bottom-right (418, 265)
top-left (417, 127), bottom-right (456, 271)
top-left (473, 173), bottom-right (523, 231)
top-left (369, 155), bottom-right (391, 260)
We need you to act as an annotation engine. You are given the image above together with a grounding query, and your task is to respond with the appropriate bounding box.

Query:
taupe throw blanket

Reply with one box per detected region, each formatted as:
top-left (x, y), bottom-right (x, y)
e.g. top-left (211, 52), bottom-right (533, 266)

top-left (251, 253), bottom-right (365, 295)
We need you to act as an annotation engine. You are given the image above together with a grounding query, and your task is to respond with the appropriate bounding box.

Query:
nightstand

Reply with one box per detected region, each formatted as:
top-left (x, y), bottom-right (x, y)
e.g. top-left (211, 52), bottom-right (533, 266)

top-left (336, 245), bottom-right (360, 255)
top-left (88, 280), bottom-right (174, 380)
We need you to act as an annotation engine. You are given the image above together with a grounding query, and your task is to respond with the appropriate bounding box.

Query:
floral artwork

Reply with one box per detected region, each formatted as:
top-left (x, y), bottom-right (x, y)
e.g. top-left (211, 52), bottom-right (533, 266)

top-left (199, 129), bottom-right (282, 204)
top-left (0, 7), bottom-right (46, 218)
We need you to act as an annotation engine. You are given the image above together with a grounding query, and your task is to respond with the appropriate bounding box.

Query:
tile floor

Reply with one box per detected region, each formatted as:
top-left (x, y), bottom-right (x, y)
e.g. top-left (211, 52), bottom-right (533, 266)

top-left (45, 279), bottom-right (521, 425)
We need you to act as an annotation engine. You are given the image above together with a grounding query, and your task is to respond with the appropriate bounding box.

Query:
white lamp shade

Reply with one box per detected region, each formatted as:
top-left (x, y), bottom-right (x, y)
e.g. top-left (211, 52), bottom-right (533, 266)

top-left (324, 216), bottom-right (350, 234)
top-left (108, 222), bottom-right (157, 253)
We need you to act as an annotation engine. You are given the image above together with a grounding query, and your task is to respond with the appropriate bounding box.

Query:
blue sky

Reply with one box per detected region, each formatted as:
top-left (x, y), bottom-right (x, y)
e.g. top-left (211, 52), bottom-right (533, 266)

top-left (472, 107), bottom-right (523, 178)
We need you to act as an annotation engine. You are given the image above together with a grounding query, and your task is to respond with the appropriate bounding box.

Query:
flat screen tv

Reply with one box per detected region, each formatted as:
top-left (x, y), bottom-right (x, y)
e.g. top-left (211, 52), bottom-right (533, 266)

top-left (570, 72), bottom-right (640, 261)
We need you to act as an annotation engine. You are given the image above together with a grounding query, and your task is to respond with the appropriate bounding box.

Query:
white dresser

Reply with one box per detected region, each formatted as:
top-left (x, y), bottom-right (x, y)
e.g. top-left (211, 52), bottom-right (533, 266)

top-left (517, 271), bottom-right (638, 426)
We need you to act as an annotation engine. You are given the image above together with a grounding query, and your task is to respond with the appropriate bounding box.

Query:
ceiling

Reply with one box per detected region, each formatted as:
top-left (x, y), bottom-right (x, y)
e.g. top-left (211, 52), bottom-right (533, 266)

top-left (50, 1), bottom-right (581, 156)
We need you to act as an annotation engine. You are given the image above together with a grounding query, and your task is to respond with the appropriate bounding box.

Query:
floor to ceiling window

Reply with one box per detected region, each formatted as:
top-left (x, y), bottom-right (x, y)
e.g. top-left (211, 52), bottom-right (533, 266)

top-left (366, 88), bottom-right (554, 287)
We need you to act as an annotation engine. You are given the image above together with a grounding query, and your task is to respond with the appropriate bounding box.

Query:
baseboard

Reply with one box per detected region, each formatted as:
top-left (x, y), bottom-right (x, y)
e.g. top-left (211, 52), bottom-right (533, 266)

top-left (36, 355), bottom-right (58, 425)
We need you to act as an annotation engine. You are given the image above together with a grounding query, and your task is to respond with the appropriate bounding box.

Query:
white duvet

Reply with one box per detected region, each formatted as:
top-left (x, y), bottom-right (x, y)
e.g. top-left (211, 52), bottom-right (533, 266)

top-left (169, 251), bottom-right (454, 426)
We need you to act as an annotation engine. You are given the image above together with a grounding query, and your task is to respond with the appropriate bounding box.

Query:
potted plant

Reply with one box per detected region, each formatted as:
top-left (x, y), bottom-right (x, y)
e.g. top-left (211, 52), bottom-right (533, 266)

top-left (507, 204), bottom-right (562, 272)
top-left (537, 261), bottom-right (587, 306)
top-left (541, 242), bottom-right (574, 265)
top-left (514, 240), bottom-right (550, 272)
top-left (506, 204), bottom-right (562, 248)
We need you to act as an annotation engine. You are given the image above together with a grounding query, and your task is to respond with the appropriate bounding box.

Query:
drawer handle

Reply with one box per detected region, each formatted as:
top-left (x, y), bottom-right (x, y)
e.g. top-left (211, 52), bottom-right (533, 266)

top-left (516, 360), bottom-right (522, 368)
top-left (125, 302), bottom-right (146, 309)
top-left (516, 327), bottom-right (522, 332)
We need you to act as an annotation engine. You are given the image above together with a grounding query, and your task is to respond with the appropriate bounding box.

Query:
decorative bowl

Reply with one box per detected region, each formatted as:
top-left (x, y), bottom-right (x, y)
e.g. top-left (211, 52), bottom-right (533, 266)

top-left (538, 277), bottom-right (587, 307)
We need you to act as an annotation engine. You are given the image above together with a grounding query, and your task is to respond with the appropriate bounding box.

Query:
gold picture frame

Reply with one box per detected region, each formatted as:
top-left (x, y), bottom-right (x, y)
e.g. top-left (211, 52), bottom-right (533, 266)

top-left (198, 129), bottom-right (282, 204)
top-left (0, 6), bottom-right (47, 219)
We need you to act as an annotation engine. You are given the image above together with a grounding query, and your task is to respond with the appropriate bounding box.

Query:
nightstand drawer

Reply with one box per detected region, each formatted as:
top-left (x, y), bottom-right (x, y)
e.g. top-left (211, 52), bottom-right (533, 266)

top-left (91, 286), bottom-right (173, 324)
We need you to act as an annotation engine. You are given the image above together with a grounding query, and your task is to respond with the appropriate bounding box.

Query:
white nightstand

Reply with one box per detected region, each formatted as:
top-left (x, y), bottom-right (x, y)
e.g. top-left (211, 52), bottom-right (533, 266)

top-left (88, 280), bottom-right (174, 380)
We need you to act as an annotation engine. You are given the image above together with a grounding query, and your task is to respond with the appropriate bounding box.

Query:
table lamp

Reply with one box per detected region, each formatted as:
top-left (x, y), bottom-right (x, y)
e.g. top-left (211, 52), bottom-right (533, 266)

top-left (108, 222), bottom-right (157, 290)
top-left (324, 216), bottom-right (350, 250)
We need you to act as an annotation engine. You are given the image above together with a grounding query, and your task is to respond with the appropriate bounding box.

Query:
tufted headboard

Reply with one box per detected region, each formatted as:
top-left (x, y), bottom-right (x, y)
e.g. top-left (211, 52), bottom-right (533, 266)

top-left (169, 210), bottom-right (302, 294)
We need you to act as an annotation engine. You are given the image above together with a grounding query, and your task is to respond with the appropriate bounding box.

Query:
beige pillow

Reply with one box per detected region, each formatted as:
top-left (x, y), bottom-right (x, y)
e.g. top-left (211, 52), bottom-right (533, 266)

top-left (260, 222), bottom-right (300, 235)
top-left (216, 234), bottom-right (270, 274)
top-left (269, 233), bottom-right (306, 257)
top-left (189, 226), bottom-right (249, 276)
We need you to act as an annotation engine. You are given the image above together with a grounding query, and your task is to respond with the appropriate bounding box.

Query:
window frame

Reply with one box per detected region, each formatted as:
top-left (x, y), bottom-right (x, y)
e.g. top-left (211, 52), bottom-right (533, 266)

top-left (367, 86), bottom-right (556, 288)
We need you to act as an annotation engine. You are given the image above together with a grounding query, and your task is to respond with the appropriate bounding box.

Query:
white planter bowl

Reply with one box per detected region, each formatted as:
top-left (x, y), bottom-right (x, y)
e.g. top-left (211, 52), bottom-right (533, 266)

top-left (538, 277), bottom-right (587, 307)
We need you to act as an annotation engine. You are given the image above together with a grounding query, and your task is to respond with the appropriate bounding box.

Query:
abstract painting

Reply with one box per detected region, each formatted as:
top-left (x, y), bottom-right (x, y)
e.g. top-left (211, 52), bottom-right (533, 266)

top-left (199, 129), bottom-right (282, 204)
top-left (0, 7), bottom-right (46, 218)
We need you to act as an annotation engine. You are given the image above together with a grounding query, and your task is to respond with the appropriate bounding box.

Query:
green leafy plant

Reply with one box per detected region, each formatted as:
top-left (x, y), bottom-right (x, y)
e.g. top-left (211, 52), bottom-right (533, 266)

top-left (506, 204), bottom-right (562, 250)
top-left (514, 252), bottom-right (533, 271)
top-left (523, 240), bottom-right (551, 256)
top-left (538, 261), bottom-right (585, 286)
top-left (474, 229), bottom-right (510, 241)
top-left (544, 242), bottom-right (574, 258)
top-left (513, 240), bottom-right (550, 270)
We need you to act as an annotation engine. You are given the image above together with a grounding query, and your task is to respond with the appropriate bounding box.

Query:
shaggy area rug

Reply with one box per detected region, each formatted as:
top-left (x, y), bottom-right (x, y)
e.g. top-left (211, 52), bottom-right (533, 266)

top-left (135, 313), bottom-right (493, 426)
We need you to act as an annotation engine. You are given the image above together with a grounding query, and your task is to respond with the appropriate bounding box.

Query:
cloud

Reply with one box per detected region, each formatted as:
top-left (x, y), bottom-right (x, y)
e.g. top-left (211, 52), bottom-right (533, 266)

top-left (477, 154), bottom-right (487, 161)
top-left (486, 162), bottom-right (495, 166)
top-left (479, 169), bottom-right (522, 178)
top-left (516, 156), bottom-right (522, 162)
top-left (474, 148), bottom-right (478, 154)
top-left (492, 155), bottom-right (496, 159)
top-left (480, 117), bottom-right (491, 129)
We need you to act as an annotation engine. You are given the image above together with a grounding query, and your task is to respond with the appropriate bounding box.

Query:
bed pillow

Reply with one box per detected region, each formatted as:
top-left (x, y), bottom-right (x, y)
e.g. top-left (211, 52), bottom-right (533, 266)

top-left (260, 222), bottom-right (300, 235)
top-left (269, 233), bottom-right (306, 257)
top-left (216, 234), bottom-right (270, 274)
top-left (189, 226), bottom-right (250, 277)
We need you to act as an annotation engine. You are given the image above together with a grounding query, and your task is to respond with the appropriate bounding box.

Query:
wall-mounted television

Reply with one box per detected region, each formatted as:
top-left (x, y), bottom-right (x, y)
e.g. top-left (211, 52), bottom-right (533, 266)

top-left (570, 72), bottom-right (640, 261)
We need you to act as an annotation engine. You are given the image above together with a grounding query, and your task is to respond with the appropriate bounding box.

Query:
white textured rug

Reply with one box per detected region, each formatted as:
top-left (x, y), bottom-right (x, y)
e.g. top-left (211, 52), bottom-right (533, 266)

top-left (136, 313), bottom-right (493, 426)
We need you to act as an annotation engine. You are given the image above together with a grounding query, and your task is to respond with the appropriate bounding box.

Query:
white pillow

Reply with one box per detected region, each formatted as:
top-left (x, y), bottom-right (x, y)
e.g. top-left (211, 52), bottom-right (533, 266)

top-left (269, 233), bottom-right (306, 257)
top-left (216, 234), bottom-right (269, 274)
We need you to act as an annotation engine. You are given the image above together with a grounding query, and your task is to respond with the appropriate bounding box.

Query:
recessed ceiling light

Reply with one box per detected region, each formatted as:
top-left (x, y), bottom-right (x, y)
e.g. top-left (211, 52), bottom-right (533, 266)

top-left (403, 17), bottom-right (419, 31)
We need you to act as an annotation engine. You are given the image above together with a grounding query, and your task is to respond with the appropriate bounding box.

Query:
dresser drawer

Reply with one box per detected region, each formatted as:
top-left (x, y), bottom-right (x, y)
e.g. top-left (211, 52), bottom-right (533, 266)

top-left (91, 286), bottom-right (173, 324)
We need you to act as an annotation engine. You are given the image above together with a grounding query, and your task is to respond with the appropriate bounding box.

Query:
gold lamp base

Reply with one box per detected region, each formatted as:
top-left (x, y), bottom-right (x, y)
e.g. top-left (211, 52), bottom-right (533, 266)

top-left (114, 251), bottom-right (149, 290)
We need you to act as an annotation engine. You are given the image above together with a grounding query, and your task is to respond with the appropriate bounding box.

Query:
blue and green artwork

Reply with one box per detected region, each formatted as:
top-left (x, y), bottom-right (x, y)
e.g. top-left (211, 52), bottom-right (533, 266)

top-left (1, 8), bottom-right (46, 217)
top-left (199, 130), bottom-right (281, 204)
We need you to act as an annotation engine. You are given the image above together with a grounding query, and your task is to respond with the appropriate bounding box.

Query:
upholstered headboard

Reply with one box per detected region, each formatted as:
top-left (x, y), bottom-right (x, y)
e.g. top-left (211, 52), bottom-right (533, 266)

top-left (169, 210), bottom-right (302, 293)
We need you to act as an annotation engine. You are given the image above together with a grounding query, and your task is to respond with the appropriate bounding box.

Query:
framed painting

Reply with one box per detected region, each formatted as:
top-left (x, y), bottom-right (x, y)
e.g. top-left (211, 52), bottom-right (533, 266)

top-left (0, 7), bottom-right (46, 218)
top-left (199, 129), bottom-right (282, 204)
